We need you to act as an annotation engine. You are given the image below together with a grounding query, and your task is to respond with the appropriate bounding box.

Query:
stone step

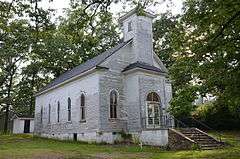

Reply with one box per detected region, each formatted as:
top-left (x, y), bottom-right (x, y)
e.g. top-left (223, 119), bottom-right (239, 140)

top-left (177, 128), bottom-right (224, 150)
top-left (201, 144), bottom-right (223, 150)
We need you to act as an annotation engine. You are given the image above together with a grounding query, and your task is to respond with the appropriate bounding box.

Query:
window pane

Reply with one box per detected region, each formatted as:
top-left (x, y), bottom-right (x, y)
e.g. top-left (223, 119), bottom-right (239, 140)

top-left (81, 94), bottom-right (85, 106)
top-left (81, 107), bottom-right (85, 120)
top-left (57, 102), bottom-right (60, 122)
top-left (147, 92), bottom-right (159, 102)
top-left (110, 90), bottom-right (117, 118)
top-left (68, 98), bottom-right (71, 121)
top-left (80, 94), bottom-right (85, 120)
top-left (114, 104), bottom-right (117, 118)
top-left (48, 104), bottom-right (51, 123)
top-left (40, 107), bottom-right (43, 123)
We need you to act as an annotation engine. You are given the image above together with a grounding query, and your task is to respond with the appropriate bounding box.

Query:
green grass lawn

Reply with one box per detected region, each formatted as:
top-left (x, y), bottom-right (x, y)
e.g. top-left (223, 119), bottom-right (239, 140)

top-left (0, 131), bottom-right (239, 159)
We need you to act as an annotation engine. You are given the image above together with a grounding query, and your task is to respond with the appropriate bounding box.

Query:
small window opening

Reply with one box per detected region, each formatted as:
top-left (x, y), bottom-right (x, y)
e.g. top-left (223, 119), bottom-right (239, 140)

top-left (128, 21), bottom-right (132, 32)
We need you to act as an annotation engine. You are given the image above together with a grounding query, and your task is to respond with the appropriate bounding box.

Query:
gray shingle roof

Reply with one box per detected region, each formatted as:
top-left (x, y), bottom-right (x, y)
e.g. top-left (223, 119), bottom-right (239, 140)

top-left (37, 39), bottom-right (132, 95)
top-left (122, 61), bottom-right (166, 73)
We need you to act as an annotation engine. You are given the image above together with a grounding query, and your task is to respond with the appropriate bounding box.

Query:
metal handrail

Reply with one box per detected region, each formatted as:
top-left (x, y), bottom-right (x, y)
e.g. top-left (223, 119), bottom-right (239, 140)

top-left (170, 115), bottom-right (189, 128)
top-left (190, 117), bottom-right (222, 142)
top-left (141, 115), bottom-right (222, 142)
top-left (141, 115), bottom-right (174, 129)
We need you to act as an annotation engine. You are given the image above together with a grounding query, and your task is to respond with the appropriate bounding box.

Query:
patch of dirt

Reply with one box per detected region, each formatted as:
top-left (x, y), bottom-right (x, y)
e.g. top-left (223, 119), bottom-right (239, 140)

top-left (30, 152), bottom-right (65, 159)
top-left (92, 152), bottom-right (149, 159)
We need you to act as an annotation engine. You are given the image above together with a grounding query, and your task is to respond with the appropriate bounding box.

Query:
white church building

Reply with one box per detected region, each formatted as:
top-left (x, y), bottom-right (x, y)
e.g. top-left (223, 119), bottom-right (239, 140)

top-left (34, 9), bottom-right (173, 146)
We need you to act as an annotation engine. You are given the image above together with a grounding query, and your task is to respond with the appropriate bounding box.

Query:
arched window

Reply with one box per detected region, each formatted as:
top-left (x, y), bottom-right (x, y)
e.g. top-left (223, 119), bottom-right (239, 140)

top-left (68, 97), bottom-right (71, 121)
top-left (110, 90), bottom-right (118, 119)
top-left (146, 92), bottom-right (160, 126)
top-left (57, 101), bottom-right (60, 123)
top-left (80, 94), bottom-right (86, 121)
top-left (48, 104), bottom-right (51, 123)
top-left (147, 92), bottom-right (160, 102)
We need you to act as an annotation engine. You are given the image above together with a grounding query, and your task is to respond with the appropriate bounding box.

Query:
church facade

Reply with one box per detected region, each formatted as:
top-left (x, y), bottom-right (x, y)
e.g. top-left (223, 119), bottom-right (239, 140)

top-left (34, 9), bottom-right (173, 146)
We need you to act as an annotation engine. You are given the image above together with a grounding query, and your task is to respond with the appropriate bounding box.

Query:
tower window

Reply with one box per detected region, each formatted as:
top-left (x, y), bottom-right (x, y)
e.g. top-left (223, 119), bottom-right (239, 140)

top-left (128, 21), bottom-right (132, 32)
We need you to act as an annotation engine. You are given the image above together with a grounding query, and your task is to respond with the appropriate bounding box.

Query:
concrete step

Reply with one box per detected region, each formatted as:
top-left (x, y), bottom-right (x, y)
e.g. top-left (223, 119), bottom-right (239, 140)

top-left (178, 128), bottom-right (224, 150)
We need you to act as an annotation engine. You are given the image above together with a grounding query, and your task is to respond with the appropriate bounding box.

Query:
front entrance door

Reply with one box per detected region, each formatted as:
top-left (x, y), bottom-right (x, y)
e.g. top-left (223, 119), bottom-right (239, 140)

top-left (147, 102), bottom-right (160, 127)
top-left (24, 120), bottom-right (30, 133)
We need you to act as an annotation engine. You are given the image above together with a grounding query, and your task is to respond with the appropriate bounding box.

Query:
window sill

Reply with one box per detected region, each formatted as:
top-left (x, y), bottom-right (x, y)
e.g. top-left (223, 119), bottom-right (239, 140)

top-left (79, 120), bottom-right (86, 123)
top-left (108, 118), bottom-right (118, 122)
top-left (66, 121), bottom-right (72, 124)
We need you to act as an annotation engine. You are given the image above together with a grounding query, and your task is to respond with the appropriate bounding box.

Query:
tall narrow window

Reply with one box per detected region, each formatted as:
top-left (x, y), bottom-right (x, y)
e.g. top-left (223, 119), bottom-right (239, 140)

top-left (40, 106), bottom-right (43, 124)
top-left (80, 94), bottom-right (86, 121)
top-left (48, 104), bottom-right (51, 123)
top-left (57, 101), bottom-right (60, 123)
top-left (68, 97), bottom-right (71, 121)
top-left (110, 90), bottom-right (118, 119)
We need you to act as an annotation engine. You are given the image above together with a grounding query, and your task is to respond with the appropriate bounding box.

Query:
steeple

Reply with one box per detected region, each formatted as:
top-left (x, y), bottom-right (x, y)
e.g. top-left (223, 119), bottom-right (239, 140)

top-left (119, 8), bottom-right (156, 65)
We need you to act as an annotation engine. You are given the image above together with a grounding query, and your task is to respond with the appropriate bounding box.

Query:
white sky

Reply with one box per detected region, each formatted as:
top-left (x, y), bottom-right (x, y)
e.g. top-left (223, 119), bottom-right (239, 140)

top-left (41, 0), bottom-right (184, 18)
top-left (4, 0), bottom-right (184, 19)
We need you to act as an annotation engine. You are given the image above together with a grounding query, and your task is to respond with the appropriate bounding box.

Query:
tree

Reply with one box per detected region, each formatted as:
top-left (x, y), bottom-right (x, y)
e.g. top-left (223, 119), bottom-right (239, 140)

top-left (168, 0), bottom-right (240, 120)
top-left (39, 1), bottom-right (120, 78)
top-left (0, 0), bottom-right (31, 132)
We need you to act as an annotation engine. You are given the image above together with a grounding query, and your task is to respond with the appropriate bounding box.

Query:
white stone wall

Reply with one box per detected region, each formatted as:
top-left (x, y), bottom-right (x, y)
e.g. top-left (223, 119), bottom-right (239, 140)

top-left (98, 44), bottom-right (132, 132)
top-left (35, 72), bottom-right (101, 135)
top-left (41, 132), bottom-right (122, 144)
top-left (132, 129), bottom-right (168, 146)
top-left (124, 72), bottom-right (142, 132)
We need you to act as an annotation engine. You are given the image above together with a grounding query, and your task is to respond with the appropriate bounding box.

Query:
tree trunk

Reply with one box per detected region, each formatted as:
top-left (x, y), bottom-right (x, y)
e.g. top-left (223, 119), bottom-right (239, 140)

top-left (4, 74), bottom-right (13, 133)
top-left (29, 74), bottom-right (36, 116)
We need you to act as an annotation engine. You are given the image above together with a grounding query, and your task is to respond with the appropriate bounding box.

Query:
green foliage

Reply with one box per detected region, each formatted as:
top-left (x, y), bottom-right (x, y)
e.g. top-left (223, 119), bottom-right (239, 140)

top-left (119, 130), bottom-right (132, 140)
top-left (0, 0), bottom-right (120, 127)
top-left (153, 13), bottom-right (180, 68)
top-left (169, 85), bottom-right (199, 118)
top-left (191, 143), bottom-right (201, 150)
top-left (160, 0), bottom-right (240, 123)
top-left (193, 101), bottom-right (240, 130)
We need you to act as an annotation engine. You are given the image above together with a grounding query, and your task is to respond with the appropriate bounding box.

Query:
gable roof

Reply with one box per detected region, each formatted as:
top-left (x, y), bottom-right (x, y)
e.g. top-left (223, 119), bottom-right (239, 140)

top-left (122, 61), bottom-right (167, 74)
top-left (36, 39), bottom-right (132, 96)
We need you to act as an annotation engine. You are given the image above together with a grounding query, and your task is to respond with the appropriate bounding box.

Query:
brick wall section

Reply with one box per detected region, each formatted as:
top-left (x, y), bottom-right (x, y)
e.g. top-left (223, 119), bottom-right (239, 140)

top-left (168, 129), bottom-right (196, 150)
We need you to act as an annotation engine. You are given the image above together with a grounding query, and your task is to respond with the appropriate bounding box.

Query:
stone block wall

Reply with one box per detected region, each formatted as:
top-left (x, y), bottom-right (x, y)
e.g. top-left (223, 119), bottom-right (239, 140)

top-left (168, 129), bottom-right (196, 150)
